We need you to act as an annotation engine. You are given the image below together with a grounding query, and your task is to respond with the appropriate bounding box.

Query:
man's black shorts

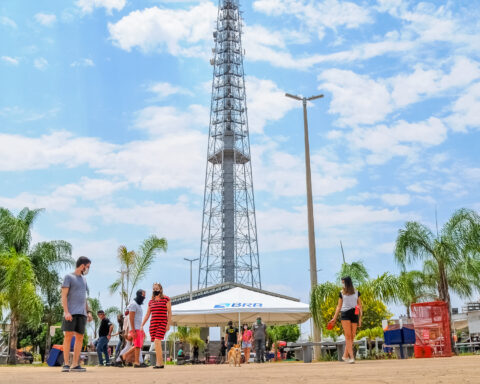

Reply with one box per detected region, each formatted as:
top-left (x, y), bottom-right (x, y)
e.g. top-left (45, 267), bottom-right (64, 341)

top-left (340, 308), bottom-right (359, 323)
top-left (62, 314), bottom-right (87, 334)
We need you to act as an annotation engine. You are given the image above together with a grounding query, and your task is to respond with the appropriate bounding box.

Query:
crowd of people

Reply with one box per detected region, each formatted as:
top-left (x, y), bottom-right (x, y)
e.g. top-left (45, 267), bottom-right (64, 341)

top-left (60, 256), bottom-right (364, 370)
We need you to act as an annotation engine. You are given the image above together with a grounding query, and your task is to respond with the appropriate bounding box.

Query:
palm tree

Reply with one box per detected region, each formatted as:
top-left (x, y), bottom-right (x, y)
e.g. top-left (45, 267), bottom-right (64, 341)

top-left (0, 207), bottom-right (74, 364)
top-left (109, 236), bottom-right (168, 310)
top-left (395, 208), bottom-right (480, 319)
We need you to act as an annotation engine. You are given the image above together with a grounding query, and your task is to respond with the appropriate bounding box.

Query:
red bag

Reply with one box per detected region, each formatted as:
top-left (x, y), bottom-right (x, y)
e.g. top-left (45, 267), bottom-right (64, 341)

top-left (354, 305), bottom-right (360, 315)
top-left (327, 321), bottom-right (334, 330)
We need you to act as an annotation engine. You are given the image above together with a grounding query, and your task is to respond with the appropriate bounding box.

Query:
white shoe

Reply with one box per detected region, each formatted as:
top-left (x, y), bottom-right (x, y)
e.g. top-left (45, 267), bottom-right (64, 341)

top-left (341, 356), bottom-right (348, 362)
top-left (347, 359), bottom-right (355, 364)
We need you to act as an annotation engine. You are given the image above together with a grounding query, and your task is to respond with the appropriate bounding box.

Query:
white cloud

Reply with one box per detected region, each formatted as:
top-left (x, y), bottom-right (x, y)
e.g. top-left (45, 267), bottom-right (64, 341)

top-left (147, 82), bottom-right (193, 99)
top-left (246, 76), bottom-right (298, 134)
top-left (108, 3), bottom-right (217, 57)
top-left (390, 57), bottom-right (480, 108)
top-left (99, 201), bottom-right (201, 242)
top-left (34, 13), bottom-right (57, 27)
top-left (70, 58), bottom-right (95, 67)
top-left (319, 69), bottom-right (393, 126)
top-left (256, 203), bottom-right (409, 252)
top-left (0, 106), bottom-right (59, 122)
top-left (133, 104), bottom-right (208, 136)
top-left (0, 131), bottom-right (116, 171)
top-left (447, 82), bottom-right (480, 132)
top-left (253, 0), bottom-right (373, 40)
top-left (34, 57), bottom-right (48, 70)
top-left (380, 193), bottom-right (411, 206)
top-left (252, 140), bottom-right (358, 198)
top-left (1, 56), bottom-right (19, 66)
top-left (76, 0), bottom-right (126, 14)
top-left (346, 117), bottom-right (448, 164)
top-left (0, 16), bottom-right (17, 29)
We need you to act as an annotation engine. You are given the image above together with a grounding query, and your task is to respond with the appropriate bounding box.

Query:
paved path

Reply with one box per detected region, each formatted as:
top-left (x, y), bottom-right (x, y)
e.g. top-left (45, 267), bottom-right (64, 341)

top-left (1, 356), bottom-right (479, 384)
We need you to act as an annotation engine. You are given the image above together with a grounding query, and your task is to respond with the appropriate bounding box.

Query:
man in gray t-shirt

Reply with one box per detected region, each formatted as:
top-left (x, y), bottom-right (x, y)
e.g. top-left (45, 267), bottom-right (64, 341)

top-left (62, 273), bottom-right (88, 316)
top-left (61, 256), bottom-right (93, 372)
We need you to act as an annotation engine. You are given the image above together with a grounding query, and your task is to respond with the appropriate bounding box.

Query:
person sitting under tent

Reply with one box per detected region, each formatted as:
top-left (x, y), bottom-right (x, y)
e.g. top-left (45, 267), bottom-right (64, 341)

top-left (177, 343), bottom-right (186, 365)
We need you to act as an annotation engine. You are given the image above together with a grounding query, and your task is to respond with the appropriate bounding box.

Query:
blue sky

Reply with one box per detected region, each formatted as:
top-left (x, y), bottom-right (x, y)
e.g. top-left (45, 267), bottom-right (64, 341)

top-left (1, 0), bottom-right (480, 328)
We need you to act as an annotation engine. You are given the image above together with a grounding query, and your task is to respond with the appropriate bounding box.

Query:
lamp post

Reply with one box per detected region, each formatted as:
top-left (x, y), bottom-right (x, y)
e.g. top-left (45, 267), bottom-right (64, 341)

top-left (184, 258), bottom-right (199, 301)
top-left (285, 92), bottom-right (324, 354)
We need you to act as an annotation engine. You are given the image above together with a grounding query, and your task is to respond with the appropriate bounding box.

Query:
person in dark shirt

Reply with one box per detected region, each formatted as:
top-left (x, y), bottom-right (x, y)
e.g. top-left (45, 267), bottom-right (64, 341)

top-left (97, 310), bottom-right (113, 366)
top-left (193, 344), bottom-right (199, 363)
top-left (225, 321), bottom-right (239, 354)
top-left (218, 337), bottom-right (227, 364)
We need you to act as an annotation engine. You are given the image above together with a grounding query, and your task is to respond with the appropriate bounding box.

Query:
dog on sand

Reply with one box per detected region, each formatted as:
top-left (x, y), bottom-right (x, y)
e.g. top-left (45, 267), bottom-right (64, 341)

top-left (228, 344), bottom-right (242, 367)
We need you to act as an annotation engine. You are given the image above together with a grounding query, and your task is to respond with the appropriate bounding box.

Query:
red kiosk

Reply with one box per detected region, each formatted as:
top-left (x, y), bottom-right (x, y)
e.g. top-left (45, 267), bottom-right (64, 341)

top-left (410, 301), bottom-right (452, 358)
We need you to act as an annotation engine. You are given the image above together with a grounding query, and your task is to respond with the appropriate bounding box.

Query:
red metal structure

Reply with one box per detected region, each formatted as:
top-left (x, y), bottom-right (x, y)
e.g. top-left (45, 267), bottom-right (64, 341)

top-left (410, 301), bottom-right (452, 357)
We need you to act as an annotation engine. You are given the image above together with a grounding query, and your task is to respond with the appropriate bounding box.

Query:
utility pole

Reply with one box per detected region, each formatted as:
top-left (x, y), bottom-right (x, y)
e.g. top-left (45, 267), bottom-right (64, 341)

top-left (184, 258), bottom-right (199, 301)
top-left (285, 92), bottom-right (323, 356)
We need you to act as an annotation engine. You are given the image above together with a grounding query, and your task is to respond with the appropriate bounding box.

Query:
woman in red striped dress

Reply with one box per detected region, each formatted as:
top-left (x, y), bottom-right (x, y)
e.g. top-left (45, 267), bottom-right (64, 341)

top-left (141, 283), bottom-right (171, 368)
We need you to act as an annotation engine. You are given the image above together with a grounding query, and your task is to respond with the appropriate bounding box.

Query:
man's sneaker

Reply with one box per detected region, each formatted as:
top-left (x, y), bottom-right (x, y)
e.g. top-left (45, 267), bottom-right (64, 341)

top-left (70, 366), bottom-right (87, 372)
top-left (61, 365), bottom-right (70, 372)
top-left (114, 361), bottom-right (124, 367)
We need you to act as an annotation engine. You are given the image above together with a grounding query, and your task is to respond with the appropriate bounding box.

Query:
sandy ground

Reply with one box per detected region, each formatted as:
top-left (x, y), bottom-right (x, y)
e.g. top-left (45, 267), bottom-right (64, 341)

top-left (1, 356), bottom-right (479, 384)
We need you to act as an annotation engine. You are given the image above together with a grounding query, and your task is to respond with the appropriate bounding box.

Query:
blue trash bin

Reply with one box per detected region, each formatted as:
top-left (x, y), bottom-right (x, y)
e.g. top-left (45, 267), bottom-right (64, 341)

top-left (384, 329), bottom-right (402, 345)
top-left (402, 327), bottom-right (415, 344)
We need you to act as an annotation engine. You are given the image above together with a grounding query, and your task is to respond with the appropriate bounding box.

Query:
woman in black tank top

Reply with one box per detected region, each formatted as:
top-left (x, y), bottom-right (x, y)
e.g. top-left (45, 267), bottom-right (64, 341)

top-left (328, 276), bottom-right (362, 364)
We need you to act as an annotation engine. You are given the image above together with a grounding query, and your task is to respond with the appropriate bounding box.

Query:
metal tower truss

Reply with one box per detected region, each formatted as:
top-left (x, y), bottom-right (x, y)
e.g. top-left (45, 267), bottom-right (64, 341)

top-left (198, 0), bottom-right (261, 289)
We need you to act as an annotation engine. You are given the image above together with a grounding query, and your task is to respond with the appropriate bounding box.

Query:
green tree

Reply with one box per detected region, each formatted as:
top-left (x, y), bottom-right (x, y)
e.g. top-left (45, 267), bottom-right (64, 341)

top-left (266, 324), bottom-right (300, 344)
top-left (0, 249), bottom-right (43, 364)
top-left (0, 207), bottom-right (74, 364)
top-left (355, 326), bottom-right (384, 352)
top-left (395, 208), bottom-right (480, 321)
top-left (109, 236), bottom-right (168, 311)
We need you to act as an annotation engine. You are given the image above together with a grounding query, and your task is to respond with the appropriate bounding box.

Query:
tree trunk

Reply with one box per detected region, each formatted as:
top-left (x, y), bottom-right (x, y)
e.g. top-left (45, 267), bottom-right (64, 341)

top-left (406, 305), bottom-right (411, 318)
top-left (7, 315), bottom-right (18, 365)
top-left (45, 321), bottom-right (52, 363)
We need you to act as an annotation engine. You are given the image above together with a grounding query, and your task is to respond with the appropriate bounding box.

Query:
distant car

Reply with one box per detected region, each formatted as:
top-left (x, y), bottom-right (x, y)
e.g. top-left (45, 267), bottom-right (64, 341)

top-left (16, 350), bottom-right (33, 364)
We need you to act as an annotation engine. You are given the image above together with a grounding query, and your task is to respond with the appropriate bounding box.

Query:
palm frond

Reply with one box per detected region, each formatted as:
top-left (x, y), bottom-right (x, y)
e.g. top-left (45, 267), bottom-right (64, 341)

top-left (394, 221), bottom-right (435, 266)
top-left (109, 278), bottom-right (122, 294)
top-left (129, 235), bottom-right (168, 297)
top-left (310, 281), bottom-right (340, 328)
top-left (337, 261), bottom-right (369, 285)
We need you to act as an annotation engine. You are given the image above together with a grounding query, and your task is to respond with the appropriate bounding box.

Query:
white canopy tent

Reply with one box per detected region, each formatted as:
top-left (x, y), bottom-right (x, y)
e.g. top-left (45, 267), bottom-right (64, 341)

top-left (171, 286), bottom-right (311, 327)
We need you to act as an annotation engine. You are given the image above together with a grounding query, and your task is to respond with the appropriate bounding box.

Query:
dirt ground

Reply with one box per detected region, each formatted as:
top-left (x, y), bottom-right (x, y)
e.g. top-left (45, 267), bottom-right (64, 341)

top-left (1, 356), bottom-right (479, 384)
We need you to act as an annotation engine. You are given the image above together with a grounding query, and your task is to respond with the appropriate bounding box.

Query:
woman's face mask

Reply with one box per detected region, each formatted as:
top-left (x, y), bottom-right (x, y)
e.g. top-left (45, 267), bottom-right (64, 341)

top-left (153, 290), bottom-right (161, 296)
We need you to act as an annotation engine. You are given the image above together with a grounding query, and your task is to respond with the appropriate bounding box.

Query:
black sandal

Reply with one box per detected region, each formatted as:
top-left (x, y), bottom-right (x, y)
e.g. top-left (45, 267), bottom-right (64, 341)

top-left (153, 365), bottom-right (164, 369)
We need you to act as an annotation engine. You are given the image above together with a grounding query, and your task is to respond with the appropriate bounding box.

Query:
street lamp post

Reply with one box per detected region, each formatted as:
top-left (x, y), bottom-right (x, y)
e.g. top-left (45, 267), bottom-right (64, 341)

top-left (184, 258), bottom-right (199, 301)
top-left (285, 92), bottom-right (324, 354)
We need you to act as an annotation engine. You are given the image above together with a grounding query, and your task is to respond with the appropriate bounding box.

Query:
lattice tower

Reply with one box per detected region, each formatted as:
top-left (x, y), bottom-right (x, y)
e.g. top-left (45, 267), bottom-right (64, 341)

top-left (198, 0), bottom-right (261, 289)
